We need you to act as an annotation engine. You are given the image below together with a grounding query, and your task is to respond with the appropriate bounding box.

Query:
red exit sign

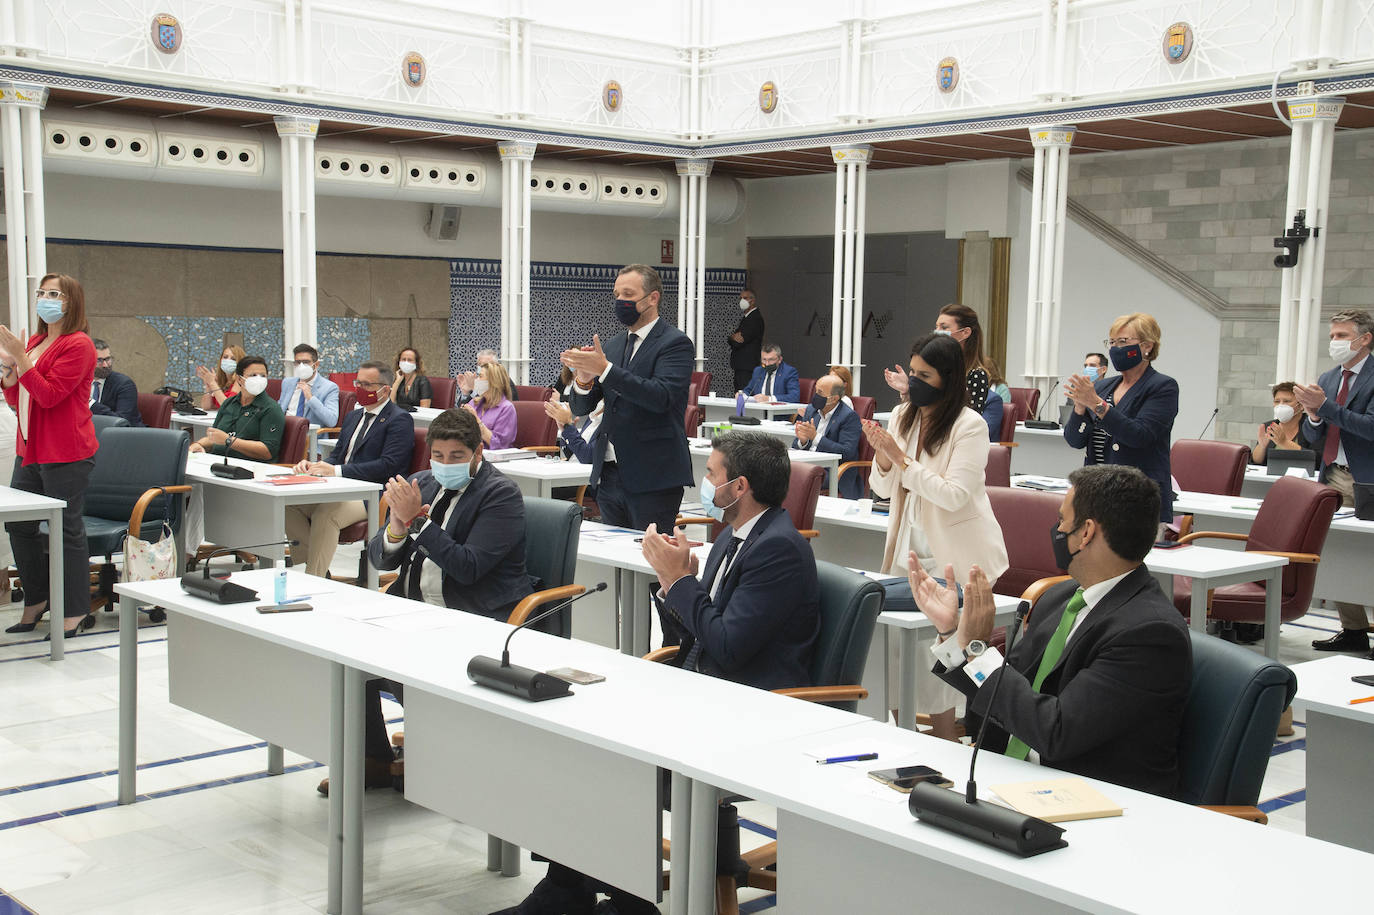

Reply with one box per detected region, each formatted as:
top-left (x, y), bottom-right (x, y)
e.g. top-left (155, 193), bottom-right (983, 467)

top-left (660, 239), bottom-right (674, 264)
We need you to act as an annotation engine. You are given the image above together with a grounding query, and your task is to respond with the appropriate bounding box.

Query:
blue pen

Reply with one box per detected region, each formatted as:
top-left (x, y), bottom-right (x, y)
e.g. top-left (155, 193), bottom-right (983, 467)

top-left (283, 595), bottom-right (312, 603)
top-left (817, 752), bottom-right (878, 765)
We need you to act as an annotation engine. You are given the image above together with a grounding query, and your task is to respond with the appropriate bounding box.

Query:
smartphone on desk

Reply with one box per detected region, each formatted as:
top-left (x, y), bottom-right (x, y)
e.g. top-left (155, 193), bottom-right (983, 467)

top-left (1152, 540), bottom-right (1186, 549)
top-left (1352, 674), bottom-right (1374, 688)
top-left (256, 603), bottom-right (313, 614)
top-left (868, 765), bottom-right (953, 792)
top-left (546, 667), bottom-right (606, 685)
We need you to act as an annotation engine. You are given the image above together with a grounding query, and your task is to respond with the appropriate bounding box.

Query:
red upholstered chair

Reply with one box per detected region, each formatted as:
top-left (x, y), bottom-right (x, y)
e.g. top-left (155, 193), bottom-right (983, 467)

top-left (690, 371), bottom-right (712, 398)
top-left (998, 401), bottom-right (1025, 445)
top-left (836, 429), bottom-right (876, 499)
top-left (137, 393), bottom-right (173, 429)
top-left (265, 378), bottom-right (283, 401)
top-left (1171, 440), bottom-right (1249, 497)
top-left (429, 377), bottom-right (458, 409)
top-left (797, 377), bottom-right (816, 406)
top-left (1009, 386), bottom-right (1040, 419)
top-left (681, 462), bottom-right (824, 542)
top-left (849, 394), bottom-right (876, 421)
top-left (684, 403), bottom-right (704, 438)
top-left (514, 400), bottom-right (559, 452)
top-left (515, 385), bottom-right (554, 402)
top-left (988, 486), bottom-right (1064, 600)
top-left (276, 416), bottom-right (311, 466)
top-left (985, 444), bottom-right (1012, 488)
top-left (329, 371), bottom-right (358, 391)
top-left (1171, 476), bottom-right (1341, 626)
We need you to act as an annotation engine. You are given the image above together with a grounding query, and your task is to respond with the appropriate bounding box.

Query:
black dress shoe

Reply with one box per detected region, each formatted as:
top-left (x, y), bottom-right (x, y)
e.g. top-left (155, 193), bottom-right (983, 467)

top-left (316, 757), bottom-right (399, 796)
top-left (1312, 629), bottom-right (1371, 652)
top-left (42, 614), bottom-right (95, 640)
top-left (6, 605), bottom-right (49, 634)
top-left (489, 877), bottom-right (595, 915)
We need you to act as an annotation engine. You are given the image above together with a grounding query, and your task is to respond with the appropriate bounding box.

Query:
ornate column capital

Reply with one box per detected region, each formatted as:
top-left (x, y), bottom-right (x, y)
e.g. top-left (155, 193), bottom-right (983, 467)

top-left (1286, 96), bottom-right (1345, 122)
top-left (1028, 125), bottom-right (1076, 148)
top-left (674, 159), bottom-right (714, 177)
top-left (497, 140), bottom-right (537, 161)
top-left (0, 82), bottom-right (49, 109)
top-left (830, 145), bottom-right (874, 165)
top-left (273, 116), bottom-right (320, 138)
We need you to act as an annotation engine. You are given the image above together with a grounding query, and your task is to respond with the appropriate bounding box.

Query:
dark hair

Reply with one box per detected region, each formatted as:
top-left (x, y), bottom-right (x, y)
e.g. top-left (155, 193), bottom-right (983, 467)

top-left (292, 343), bottom-right (319, 361)
top-left (1271, 381), bottom-right (1296, 397)
top-left (1066, 465), bottom-right (1159, 562)
top-left (91, 337), bottom-right (110, 351)
top-left (359, 360), bottom-right (394, 387)
top-left (712, 431), bottom-right (790, 508)
top-left (428, 407), bottom-right (482, 452)
top-left (37, 274), bottom-right (90, 336)
top-left (939, 303), bottom-right (987, 374)
top-left (236, 355), bottom-right (267, 376)
top-left (618, 264), bottom-right (663, 301)
top-left (896, 333), bottom-right (967, 457)
top-left (1085, 352), bottom-right (1108, 369)
top-left (395, 346), bottom-right (424, 375)
top-left (761, 343), bottom-right (782, 357)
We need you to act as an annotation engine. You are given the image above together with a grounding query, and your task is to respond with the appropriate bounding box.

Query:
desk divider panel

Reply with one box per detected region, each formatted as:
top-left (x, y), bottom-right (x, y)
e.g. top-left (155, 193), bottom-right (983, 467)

top-left (404, 687), bottom-right (664, 901)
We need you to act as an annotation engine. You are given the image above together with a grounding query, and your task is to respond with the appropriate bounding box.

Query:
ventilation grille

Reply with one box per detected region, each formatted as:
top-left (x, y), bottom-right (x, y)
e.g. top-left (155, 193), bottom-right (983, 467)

top-left (160, 132), bottom-right (264, 175)
top-left (401, 158), bottom-right (486, 192)
top-left (315, 151), bottom-right (400, 185)
top-left (530, 169), bottom-right (596, 201)
top-left (44, 122), bottom-right (156, 166)
top-left (597, 174), bottom-right (666, 206)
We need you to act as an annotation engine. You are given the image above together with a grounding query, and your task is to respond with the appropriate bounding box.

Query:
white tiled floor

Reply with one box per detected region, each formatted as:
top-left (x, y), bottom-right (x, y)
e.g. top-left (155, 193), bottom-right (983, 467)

top-left (0, 546), bottom-right (1357, 912)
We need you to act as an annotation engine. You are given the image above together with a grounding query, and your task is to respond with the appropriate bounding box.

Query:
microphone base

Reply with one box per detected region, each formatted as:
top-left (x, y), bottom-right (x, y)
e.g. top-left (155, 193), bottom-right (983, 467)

top-left (730, 415), bottom-right (761, 426)
top-left (1023, 420), bottom-right (1061, 431)
top-left (908, 782), bottom-right (1067, 858)
top-left (210, 462), bottom-right (256, 480)
top-left (468, 656), bottom-right (573, 702)
top-left (180, 574), bottom-right (259, 604)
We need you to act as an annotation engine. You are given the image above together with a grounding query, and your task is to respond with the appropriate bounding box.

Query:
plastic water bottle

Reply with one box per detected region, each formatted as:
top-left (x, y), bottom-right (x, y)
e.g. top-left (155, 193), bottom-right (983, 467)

top-left (274, 569), bottom-right (287, 605)
top-left (735, 391), bottom-right (746, 417)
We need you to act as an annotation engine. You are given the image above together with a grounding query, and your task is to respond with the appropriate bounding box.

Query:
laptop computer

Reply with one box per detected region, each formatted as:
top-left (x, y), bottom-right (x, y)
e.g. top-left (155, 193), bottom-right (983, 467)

top-left (1267, 449), bottom-right (1316, 477)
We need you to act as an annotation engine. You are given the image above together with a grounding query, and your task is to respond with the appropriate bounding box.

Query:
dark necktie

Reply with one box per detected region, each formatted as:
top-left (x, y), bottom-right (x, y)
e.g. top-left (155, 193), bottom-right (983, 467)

top-left (344, 413), bottom-right (375, 464)
top-left (91, 380), bottom-right (101, 403)
top-left (682, 536), bottom-right (742, 672)
top-left (765, 368), bottom-right (775, 397)
top-left (1321, 369), bottom-right (1355, 467)
top-left (1005, 589), bottom-right (1086, 760)
top-left (405, 487), bottom-right (457, 600)
top-left (621, 333), bottom-right (639, 367)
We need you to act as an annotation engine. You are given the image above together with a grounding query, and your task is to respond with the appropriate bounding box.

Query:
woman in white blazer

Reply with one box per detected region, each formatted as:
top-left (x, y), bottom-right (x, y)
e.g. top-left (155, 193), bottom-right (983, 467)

top-left (864, 333), bottom-right (1009, 738)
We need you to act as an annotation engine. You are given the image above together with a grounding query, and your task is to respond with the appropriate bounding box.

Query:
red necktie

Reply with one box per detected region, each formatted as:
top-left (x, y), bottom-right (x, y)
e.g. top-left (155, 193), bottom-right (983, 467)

top-left (1322, 369), bottom-right (1354, 467)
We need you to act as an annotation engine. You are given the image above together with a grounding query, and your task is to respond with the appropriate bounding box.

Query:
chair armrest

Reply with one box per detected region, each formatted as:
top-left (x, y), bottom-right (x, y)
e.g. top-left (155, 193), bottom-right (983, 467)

top-left (1020, 574), bottom-right (1072, 609)
top-left (1249, 550), bottom-right (1320, 564)
top-left (1177, 530), bottom-right (1249, 545)
top-left (643, 646), bottom-right (680, 663)
top-left (997, 441), bottom-right (1019, 448)
top-left (799, 529), bottom-right (819, 540)
top-left (521, 446), bottom-right (560, 454)
top-left (129, 485), bottom-right (194, 534)
top-left (675, 516), bottom-right (715, 527)
top-left (318, 426), bottom-right (341, 437)
top-left (836, 460), bottom-right (870, 482)
top-left (1200, 804), bottom-right (1268, 824)
top-left (773, 685), bottom-right (868, 703)
top-left (505, 584), bottom-right (586, 626)
top-left (574, 485), bottom-right (587, 507)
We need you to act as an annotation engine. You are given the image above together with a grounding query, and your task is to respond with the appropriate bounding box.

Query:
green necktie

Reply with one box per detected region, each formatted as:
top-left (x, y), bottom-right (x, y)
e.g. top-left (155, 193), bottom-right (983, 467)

top-left (1004, 588), bottom-right (1086, 761)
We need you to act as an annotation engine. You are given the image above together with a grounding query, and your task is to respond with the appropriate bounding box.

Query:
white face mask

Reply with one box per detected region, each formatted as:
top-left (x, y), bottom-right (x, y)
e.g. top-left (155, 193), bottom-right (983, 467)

top-left (473, 378), bottom-right (490, 396)
top-left (1273, 403), bottom-right (1295, 423)
top-left (738, 298), bottom-right (751, 311)
top-left (220, 358), bottom-right (238, 374)
top-left (398, 360), bottom-right (416, 375)
top-left (294, 362), bottom-right (315, 380)
top-left (242, 375), bottom-right (269, 396)
top-left (1330, 338), bottom-right (1360, 364)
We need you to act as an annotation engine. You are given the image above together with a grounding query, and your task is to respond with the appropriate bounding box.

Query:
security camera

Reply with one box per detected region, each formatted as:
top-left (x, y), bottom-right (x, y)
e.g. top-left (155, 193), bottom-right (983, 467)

top-left (1273, 210), bottom-right (1311, 269)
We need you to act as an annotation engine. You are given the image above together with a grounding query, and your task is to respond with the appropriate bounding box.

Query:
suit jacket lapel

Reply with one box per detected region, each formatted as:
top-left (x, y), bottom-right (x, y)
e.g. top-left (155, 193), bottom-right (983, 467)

top-left (627, 320), bottom-right (665, 372)
top-left (1042, 565), bottom-right (1151, 682)
top-left (715, 508), bottom-right (778, 603)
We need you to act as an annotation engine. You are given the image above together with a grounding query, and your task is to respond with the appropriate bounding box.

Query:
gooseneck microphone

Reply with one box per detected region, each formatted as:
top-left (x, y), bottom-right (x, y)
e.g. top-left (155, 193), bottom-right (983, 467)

top-left (179, 539), bottom-right (299, 604)
top-left (1197, 407), bottom-right (1219, 440)
top-left (1023, 380), bottom-right (1062, 430)
top-left (908, 599), bottom-right (1070, 857)
top-left (468, 582), bottom-right (608, 701)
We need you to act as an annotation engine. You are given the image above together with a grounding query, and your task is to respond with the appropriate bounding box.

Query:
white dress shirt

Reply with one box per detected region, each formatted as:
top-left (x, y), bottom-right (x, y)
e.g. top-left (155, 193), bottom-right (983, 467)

top-left (1307, 353), bottom-right (1367, 467)
top-left (799, 403), bottom-right (836, 451)
top-left (336, 398), bottom-right (386, 472)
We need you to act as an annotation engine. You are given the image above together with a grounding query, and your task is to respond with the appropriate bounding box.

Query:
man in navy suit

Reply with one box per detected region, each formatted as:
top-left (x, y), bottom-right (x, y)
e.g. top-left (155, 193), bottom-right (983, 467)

top-left (562, 264), bottom-right (693, 535)
top-left (741, 343), bottom-right (801, 403)
top-left (286, 361), bottom-right (414, 577)
top-left (89, 338), bottom-right (143, 426)
top-left (495, 431), bottom-right (818, 915)
top-left (727, 287), bottom-right (764, 391)
top-left (1296, 309), bottom-right (1374, 655)
top-left (793, 373), bottom-right (862, 498)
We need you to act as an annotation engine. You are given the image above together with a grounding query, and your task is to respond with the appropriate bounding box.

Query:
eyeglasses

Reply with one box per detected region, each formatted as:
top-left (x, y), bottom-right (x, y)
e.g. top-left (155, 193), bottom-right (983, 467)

top-left (353, 380), bottom-right (385, 391)
top-left (35, 289), bottom-right (65, 300)
top-left (1102, 337), bottom-right (1139, 347)
top-left (95, 357), bottom-right (114, 366)
top-left (293, 359), bottom-right (314, 366)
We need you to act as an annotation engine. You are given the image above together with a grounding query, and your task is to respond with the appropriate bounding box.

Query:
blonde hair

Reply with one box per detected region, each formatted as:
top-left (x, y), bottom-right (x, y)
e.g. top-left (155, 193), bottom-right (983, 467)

top-left (1109, 313), bottom-right (1162, 362)
top-left (479, 360), bottom-right (513, 406)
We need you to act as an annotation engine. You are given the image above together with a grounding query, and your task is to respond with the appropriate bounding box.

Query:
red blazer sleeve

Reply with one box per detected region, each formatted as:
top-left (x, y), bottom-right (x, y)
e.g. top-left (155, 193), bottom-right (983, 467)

top-left (20, 333), bottom-right (95, 408)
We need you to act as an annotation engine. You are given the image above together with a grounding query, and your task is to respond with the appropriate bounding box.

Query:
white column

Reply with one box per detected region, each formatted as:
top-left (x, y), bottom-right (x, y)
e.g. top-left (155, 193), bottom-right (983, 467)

top-left (830, 145), bottom-right (873, 389)
top-left (1023, 125), bottom-right (1075, 404)
top-left (498, 140), bottom-right (536, 384)
top-left (1278, 96), bottom-right (1343, 384)
top-left (675, 159), bottom-right (713, 370)
top-left (274, 116), bottom-right (320, 355)
top-left (0, 81), bottom-right (47, 331)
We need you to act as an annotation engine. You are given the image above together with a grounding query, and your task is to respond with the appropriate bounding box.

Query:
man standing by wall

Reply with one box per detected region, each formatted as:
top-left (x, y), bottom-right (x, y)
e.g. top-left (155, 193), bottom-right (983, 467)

top-left (727, 287), bottom-right (764, 392)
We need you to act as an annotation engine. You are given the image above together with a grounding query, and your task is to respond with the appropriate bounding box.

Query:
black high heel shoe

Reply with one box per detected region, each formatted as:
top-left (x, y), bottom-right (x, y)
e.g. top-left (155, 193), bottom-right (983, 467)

top-left (5, 605), bottom-right (49, 634)
top-left (43, 613), bottom-right (96, 640)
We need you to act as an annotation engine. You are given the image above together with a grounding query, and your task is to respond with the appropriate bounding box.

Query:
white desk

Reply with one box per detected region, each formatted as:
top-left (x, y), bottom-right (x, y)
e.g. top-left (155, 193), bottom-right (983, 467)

top-left (676, 717), bottom-right (1373, 913)
top-left (697, 394), bottom-right (802, 423)
top-left (495, 456), bottom-right (594, 499)
top-left (408, 405), bottom-right (445, 429)
top-left (171, 409), bottom-right (322, 461)
top-left (811, 496), bottom-right (888, 569)
top-left (1290, 655), bottom-right (1374, 854)
top-left (1011, 422), bottom-right (1082, 477)
top-left (0, 486), bottom-right (67, 660)
top-left (688, 438), bottom-right (842, 498)
top-left (113, 568), bottom-right (860, 915)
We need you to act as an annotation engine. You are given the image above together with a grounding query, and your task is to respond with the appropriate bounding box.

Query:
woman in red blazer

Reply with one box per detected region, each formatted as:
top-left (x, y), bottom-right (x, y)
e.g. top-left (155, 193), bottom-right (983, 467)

top-left (1, 273), bottom-right (99, 636)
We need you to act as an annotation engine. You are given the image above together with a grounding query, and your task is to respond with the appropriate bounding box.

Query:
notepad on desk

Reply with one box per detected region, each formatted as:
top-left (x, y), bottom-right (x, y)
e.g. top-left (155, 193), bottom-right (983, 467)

top-left (261, 474), bottom-right (326, 486)
top-left (989, 778), bottom-right (1122, 823)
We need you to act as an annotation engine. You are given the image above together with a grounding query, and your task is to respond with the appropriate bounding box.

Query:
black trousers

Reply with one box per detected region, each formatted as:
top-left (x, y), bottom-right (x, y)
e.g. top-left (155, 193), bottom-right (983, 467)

top-left (6, 456), bottom-right (95, 618)
top-left (365, 678), bottom-right (403, 762)
top-left (732, 368), bottom-right (753, 392)
top-left (594, 462), bottom-right (681, 534)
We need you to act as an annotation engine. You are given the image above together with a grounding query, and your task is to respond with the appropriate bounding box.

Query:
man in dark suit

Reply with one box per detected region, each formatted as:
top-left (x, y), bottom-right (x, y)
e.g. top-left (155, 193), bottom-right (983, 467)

top-left (793, 373), bottom-right (862, 499)
top-left (562, 264), bottom-right (693, 535)
top-left (325, 408), bottom-right (532, 796)
top-left (741, 344), bottom-right (801, 403)
top-left (727, 287), bottom-right (764, 391)
top-left (495, 431), bottom-right (819, 915)
top-left (89, 338), bottom-right (143, 426)
top-left (1296, 309), bottom-right (1374, 655)
top-left (915, 464), bottom-right (1192, 799)
top-left (286, 361), bottom-right (414, 577)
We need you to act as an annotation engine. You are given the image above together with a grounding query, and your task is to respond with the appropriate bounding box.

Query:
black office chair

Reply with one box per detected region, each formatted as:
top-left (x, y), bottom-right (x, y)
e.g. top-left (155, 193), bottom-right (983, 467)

top-left (506, 496), bottom-right (585, 637)
top-left (91, 414), bottom-right (131, 434)
top-left (1178, 630), bottom-right (1296, 823)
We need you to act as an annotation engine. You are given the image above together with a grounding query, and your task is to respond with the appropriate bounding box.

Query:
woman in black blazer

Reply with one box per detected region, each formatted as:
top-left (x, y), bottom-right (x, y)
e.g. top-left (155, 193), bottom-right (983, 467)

top-left (1063, 313), bottom-right (1179, 525)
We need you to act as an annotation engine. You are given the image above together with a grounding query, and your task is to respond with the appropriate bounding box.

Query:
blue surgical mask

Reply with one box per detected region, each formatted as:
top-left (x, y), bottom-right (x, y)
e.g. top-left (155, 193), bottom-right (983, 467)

top-left (1083, 365), bottom-right (1100, 381)
top-left (933, 329), bottom-right (953, 337)
top-left (432, 458), bottom-right (473, 491)
top-left (36, 298), bottom-right (65, 325)
top-left (698, 474), bottom-right (740, 523)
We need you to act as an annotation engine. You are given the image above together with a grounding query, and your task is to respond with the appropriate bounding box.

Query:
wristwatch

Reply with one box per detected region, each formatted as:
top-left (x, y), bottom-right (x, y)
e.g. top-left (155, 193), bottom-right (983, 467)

top-left (963, 639), bottom-right (987, 662)
top-left (223, 432), bottom-right (238, 450)
top-left (406, 511), bottom-right (430, 537)
top-left (1092, 401), bottom-right (1108, 418)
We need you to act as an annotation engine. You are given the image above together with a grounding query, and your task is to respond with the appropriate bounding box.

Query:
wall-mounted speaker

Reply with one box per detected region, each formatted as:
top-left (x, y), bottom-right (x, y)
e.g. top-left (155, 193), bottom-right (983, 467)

top-left (427, 204), bottom-right (461, 240)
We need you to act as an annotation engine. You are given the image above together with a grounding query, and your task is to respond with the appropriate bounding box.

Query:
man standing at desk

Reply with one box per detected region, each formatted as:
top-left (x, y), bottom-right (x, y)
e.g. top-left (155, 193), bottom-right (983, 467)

top-left (89, 338), bottom-right (143, 426)
top-left (562, 264), bottom-right (693, 535)
top-left (793, 373), bottom-right (862, 498)
top-left (188, 355), bottom-right (284, 461)
top-left (278, 343), bottom-right (340, 428)
top-left (915, 464), bottom-right (1192, 798)
top-left (496, 431), bottom-right (818, 915)
top-left (286, 361), bottom-right (414, 577)
top-left (727, 287), bottom-right (763, 392)
top-left (740, 343), bottom-right (800, 403)
top-left (1296, 309), bottom-right (1374, 656)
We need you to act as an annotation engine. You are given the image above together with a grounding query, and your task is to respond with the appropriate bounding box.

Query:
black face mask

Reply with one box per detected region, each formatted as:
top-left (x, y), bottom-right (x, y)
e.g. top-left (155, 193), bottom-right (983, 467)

top-left (1051, 522), bottom-right (1083, 572)
top-left (614, 299), bottom-right (640, 326)
top-left (907, 375), bottom-right (940, 407)
top-left (809, 392), bottom-right (828, 412)
top-left (1109, 344), bottom-right (1143, 372)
